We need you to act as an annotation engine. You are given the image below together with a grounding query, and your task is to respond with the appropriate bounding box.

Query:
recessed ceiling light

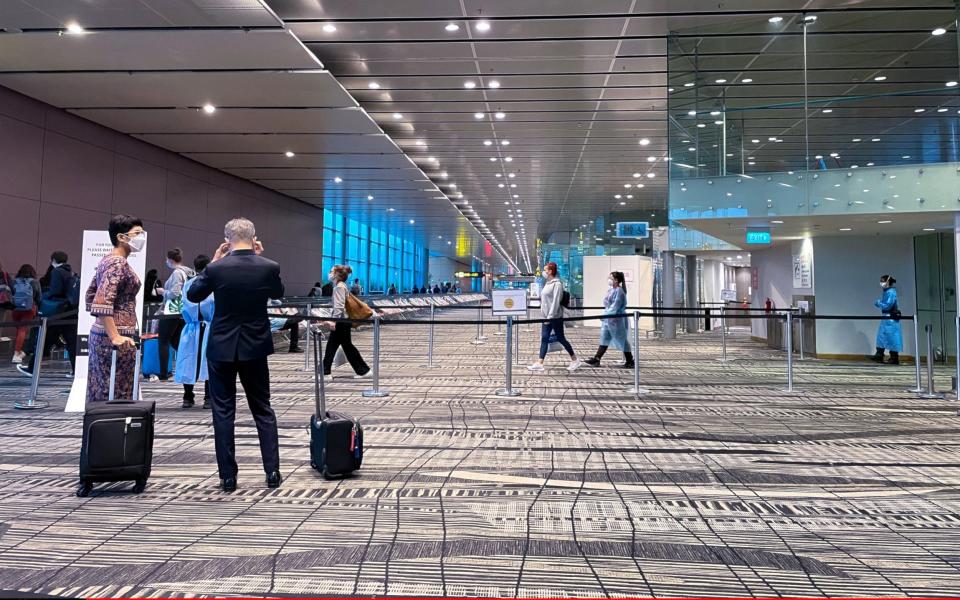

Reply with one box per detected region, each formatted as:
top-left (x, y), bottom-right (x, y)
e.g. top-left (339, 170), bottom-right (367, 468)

top-left (714, 120), bottom-right (724, 125)
top-left (510, 183), bottom-right (516, 188)
top-left (923, 227), bottom-right (937, 231)
top-left (822, 109), bottom-right (833, 113)
top-left (646, 173), bottom-right (656, 179)
top-left (495, 173), bottom-right (502, 178)
top-left (874, 76), bottom-right (887, 82)
top-left (852, 138), bottom-right (861, 142)
top-left (504, 156), bottom-right (513, 162)
top-left (830, 152), bottom-right (839, 158)
top-left (839, 227), bottom-right (852, 231)
top-left (638, 138), bottom-right (651, 146)
top-left (769, 16), bottom-right (784, 23)
top-left (409, 219), bottom-right (415, 224)
top-left (387, 208), bottom-right (395, 212)
top-left (367, 195), bottom-right (374, 200)
top-left (687, 110), bottom-right (697, 116)
top-left (647, 156), bottom-right (657, 162)
top-left (508, 173), bottom-right (515, 178)
top-left (614, 194), bottom-right (622, 199)
top-left (464, 81), bottom-right (478, 89)
top-left (284, 151), bottom-right (295, 158)
top-left (322, 23), bottom-right (337, 33)
top-left (368, 82), bottom-right (381, 89)
top-left (440, 171), bottom-right (448, 178)
top-left (619, 201), bottom-right (627, 206)
top-left (202, 103), bottom-right (216, 114)
top-left (715, 78), bottom-right (727, 84)
top-left (445, 22), bottom-right (460, 32)
top-left (867, 162), bottom-right (875, 166)
top-left (903, 155), bottom-right (911, 159)
top-left (948, 81), bottom-right (959, 87)
top-left (684, 82), bottom-right (695, 87)
top-left (626, 194), bottom-right (633, 199)
top-left (494, 112), bottom-right (506, 119)
top-left (513, 194), bottom-right (519, 198)
top-left (632, 172), bottom-right (642, 178)
top-left (483, 140), bottom-right (493, 146)
top-left (697, 123), bottom-right (706, 128)
top-left (771, 220), bottom-right (784, 224)
top-left (877, 220), bottom-right (892, 224)
top-left (933, 27), bottom-right (948, 36)
top-left (475, 20), bottom-right (491, 32)
top-left (939, 107), bottom-right (949, 113)
top-left (915, 108), bottom-right (926, 113)
top-left (489, 157), bottom-right (497, 162)
top-left (814, 155), bottom-right (823, 159)
top-left (710, 110), bottom-right (721, 116)
top-left (334, 176), bottom-right (342, 183)
top-left (624, 183), bottom-right (633, 188)
top-left (488, 80), bottom-right (501, 89)
top-left (804, 15), bottom-right (817, 22)
top-left (65, 22), bottom-right (86, 34)
top-left (742, 78), bottom-right (754, 83)
top-left (501, 140), bottom-right (510, 145)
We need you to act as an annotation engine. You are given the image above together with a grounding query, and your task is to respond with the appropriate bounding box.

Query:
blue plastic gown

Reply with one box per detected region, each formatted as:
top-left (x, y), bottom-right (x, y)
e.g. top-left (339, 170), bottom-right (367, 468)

top-left (174, 277), bottom-right (214, 385)
top-left (598, 286), bottom-right (630, 351)
top-left (874, 286), bottom-right (903, 352)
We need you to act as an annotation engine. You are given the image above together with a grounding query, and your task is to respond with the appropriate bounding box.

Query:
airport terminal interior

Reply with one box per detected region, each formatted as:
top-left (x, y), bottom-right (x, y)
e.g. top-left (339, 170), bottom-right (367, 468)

top-left (2, 1), bottom-right (960, 598)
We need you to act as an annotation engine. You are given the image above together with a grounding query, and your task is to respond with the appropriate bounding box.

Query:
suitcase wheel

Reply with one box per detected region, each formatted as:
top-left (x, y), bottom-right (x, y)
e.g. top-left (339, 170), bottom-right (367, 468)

top-left (76, 482), bottom-right (92, 497)
top-left (310, 460), bottom-right (318, 470)
top-left (132, 480), bottom-right (146, 494)
top-left (322, 469), bottom-right (332, 480)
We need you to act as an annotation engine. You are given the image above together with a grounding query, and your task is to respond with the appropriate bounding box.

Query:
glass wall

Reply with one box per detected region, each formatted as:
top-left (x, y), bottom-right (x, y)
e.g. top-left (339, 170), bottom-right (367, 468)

top-left (322, 209), bottom-right (426, 294)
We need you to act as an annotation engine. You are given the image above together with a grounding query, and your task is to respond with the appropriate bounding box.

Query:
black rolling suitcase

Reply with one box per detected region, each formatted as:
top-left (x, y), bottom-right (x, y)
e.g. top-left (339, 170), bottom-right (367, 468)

top-left (77, 343), bottom-right (155, 497)
top-left (309, 330), bottom-right (363, 478)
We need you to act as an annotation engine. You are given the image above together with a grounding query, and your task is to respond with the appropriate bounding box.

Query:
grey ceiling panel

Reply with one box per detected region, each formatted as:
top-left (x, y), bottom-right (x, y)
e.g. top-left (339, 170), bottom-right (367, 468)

top-left (0, 71), bottom-right (356, 108)
top-left (194, 153), bottom-right (418, 169)
top-left (69, 107), bottom-right (380, 135)
top-left (0, 0), bottom-right (281, 29)
top-left (0, 30), bottom-right (320, 71)
top-left (135, 133), bottom-right (399, 154)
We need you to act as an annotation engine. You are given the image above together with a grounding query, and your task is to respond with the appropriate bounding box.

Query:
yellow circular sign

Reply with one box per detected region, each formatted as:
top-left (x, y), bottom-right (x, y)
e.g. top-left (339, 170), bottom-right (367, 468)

top-left (504, 298), bottom-right (514, 309)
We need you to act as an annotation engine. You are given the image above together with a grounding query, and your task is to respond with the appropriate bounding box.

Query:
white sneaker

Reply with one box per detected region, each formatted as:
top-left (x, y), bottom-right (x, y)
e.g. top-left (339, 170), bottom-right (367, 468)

top-left (353, 371), bottom-right (371, 379)
top-left (11, 352), bottom-right (23, 363)
top-left (526, 363), bottom-right (544, 372)
top-left (567, 359), bottom-right (582, 371)
top-left (323, 374), bottom-right (333, 382)
top-left (147, 375), bottom-right (159, 382)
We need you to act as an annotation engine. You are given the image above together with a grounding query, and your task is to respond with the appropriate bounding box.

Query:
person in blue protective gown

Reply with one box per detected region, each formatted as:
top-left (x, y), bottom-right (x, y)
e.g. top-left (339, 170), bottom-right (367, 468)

top-left (584, 271), bottom-right (634, 368)
top-left (871, 274), bottom-right (902, 365)
top-left (175, 255), bottom-right (214, 408)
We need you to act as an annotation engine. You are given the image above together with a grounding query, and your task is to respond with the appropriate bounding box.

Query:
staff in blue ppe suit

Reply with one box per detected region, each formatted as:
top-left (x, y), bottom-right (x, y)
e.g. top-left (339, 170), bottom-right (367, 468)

top-left (871, 274), bottom-right (902, 365)
top-left (175, 255), bottom-right (214, 408)
top-left (584, 271), bottom-right (634, 368)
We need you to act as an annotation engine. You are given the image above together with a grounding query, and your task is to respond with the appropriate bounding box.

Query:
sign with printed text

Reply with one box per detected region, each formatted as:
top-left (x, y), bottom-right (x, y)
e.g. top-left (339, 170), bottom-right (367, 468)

top-left (792, 253), bottom-right (812, 289)
top-left (65, 230), bottom-right (147, 413)
top-left (491, 289), bottom-right (528, 316)
top-left (614, 221), bottom-right (650, 239)
top-left (745, 229), bottom-right (772, 244)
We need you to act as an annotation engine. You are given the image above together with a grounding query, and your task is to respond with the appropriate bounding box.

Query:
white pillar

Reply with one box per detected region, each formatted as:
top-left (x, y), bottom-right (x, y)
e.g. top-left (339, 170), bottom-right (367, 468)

top-left (662, 251), bottom-right (676, 339)
top-left (686, 254), bottom-right (699, 333)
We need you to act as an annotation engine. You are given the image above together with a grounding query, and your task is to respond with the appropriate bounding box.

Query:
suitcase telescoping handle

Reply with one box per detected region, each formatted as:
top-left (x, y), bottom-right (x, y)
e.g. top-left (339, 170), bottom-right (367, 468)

top-left (108, 336), bottom-right (142, 404)
top-left (312, 329), bottom-right (326, 419)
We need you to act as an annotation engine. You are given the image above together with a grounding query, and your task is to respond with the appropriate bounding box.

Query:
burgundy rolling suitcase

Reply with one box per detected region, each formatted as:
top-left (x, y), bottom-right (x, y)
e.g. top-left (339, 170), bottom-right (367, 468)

top-left (77, 343), bottom-right (155, 497)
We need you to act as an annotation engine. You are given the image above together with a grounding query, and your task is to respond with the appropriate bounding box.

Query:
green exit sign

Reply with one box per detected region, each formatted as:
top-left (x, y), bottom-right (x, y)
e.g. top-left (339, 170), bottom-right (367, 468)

top-left (745, 230), bottom-right (772, 244)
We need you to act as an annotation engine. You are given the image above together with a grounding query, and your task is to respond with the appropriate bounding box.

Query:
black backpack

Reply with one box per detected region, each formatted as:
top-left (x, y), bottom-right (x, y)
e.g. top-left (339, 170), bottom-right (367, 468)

top-left (560, 290), bottom-right (571, 309)
top-left (66, 272), bottom-right (81, 308)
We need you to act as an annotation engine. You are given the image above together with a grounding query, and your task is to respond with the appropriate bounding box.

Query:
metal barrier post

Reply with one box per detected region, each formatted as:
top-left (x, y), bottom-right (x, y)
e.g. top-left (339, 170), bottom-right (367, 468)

top-left (426, 303), bottom-right (435, 367)
top-left (496, 315), bottom-right (521, 397)
top-left (15, 317), bottom-right (50, 410)
top-left (626, 312), bottom-right (649, 395)
top-left (797, 312), bottom-right (805, 360)
top-left (918, 324), bottom-right (944, 399)
top-left (362, 316), bottom-right (389, 398)
top-left (784, 312), bottom-right (794, 392)
top-left (296, 304), bottom-right (311, 372)
top-left (955, 315), bottom-right (960, 400)
top-left (514, 318), bottom-right (521, 365)
top-left (907, 316), bottom-right (923, 393)
top-left (471, 302), bottom-right (487, 344)
top-left (720, 306), bottom-right (727, 362)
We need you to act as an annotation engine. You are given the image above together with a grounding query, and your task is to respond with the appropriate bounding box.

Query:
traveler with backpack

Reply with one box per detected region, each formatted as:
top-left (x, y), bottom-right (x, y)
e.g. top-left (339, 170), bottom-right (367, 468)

top-left (527, 261), bottom-right (581, 372)
top-left (11, 264), bottom-right (41, 363)
top-left (156, 248), bottom-right (195, 382)
top-left (17, 251), bottom-right (79, 378)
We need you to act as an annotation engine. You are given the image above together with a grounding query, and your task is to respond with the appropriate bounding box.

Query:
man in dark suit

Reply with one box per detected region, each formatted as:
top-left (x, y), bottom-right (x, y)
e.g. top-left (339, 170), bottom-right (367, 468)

top-left (187, 217), bottom-right (284, 492)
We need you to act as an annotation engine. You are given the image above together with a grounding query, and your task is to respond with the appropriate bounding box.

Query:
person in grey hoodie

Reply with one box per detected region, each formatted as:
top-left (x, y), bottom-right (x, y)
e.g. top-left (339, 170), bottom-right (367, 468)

top-left (528, 261), bottom-right (581, 372)
top-left (156, 247), bottom-right (195, 381)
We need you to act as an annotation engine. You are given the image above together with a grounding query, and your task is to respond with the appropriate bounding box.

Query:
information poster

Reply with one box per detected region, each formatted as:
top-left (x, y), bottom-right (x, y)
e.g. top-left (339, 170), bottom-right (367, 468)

top-left (491, 289), bottom-right (528, 317)
top-left (65, 231), bottom-right (147, 413)
top-left (792, 253), bottom-right (812, 289)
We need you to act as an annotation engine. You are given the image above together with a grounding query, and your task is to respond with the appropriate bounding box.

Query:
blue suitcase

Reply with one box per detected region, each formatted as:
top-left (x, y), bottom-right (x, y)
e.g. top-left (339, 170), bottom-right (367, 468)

top-left (141, 336), bottom-right (172, 376)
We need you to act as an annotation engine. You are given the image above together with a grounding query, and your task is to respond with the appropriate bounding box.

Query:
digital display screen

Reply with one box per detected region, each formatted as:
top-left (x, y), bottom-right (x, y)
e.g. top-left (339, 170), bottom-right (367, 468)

top-left (614, 222), bottom-right (650, 238)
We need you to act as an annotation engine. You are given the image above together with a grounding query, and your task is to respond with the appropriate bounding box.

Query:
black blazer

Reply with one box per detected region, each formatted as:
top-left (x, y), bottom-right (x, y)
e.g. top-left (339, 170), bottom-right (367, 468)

top-left (186, 249), bottom-right (284, 362)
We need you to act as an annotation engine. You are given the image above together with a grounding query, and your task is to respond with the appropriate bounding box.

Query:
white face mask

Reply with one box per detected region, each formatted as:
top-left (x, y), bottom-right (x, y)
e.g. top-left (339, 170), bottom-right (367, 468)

top-left (123, 232), bottom-right (146, 253)
top-left (607, 278), bottom-right (615, 287)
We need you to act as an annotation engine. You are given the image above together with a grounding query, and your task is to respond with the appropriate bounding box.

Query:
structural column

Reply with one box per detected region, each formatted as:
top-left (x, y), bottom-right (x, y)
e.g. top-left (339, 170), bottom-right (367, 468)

top-left (662, 250), bottom-right (676, 339)
top-left (685, 254), bottom-right (699, 333)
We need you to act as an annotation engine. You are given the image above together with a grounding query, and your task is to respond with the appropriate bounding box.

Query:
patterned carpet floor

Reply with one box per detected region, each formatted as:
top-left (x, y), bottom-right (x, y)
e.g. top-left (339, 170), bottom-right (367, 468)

top-left (1, 316), bottom-right (959, 598)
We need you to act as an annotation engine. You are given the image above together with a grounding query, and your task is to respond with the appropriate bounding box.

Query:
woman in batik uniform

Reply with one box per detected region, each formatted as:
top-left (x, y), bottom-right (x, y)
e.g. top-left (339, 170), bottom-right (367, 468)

top-left (85, 215), bottom-right (145, 403)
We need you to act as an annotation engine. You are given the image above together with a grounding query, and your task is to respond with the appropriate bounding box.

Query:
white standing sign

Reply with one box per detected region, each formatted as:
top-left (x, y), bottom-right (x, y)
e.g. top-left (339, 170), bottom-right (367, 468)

top-left (65, 231), bottom-right (147, 412)
top-left (491, 288), bottom-right (528, 317)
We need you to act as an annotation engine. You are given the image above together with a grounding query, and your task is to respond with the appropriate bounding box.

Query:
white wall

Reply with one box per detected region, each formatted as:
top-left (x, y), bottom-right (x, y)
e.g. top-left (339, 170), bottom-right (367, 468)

top-left (701, 259), bottom-right (724, 304)
top-left (428, 256), bottom-right (471, 285)
top-left (582, 255), bottom-right (655, 330)
top-left (813, 234), bottom-right (916, 358)
top-left (749, 243), bottom-right (794, 338)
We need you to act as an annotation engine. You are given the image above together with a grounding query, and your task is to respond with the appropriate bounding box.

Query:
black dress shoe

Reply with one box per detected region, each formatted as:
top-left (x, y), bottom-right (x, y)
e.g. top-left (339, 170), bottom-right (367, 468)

top-left (182, 395), bottom-right (195, 409)
top-left (220, 477), bottom-right (237, 493)
top-left (584, 357), bottom-right (601, 366)
top-left (202, 397), bottom-right (211, 409)
top-left (288, 347), bottom-right (303, 353)
top-left (266, 471), bottom-right (282, 488)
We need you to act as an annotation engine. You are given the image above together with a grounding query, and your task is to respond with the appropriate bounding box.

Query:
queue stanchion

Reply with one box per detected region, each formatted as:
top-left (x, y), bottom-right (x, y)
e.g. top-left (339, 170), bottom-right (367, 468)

top-left (514, 318), bottom-right (520, 365)
top-left (496, 315), bottom-right (521, 397)
top-left (797, 312), bottom-right (805, 360)
top-left (425, 303), bottom-right (435, 368)
top-left (918, 324), bottom-right (943, 399)
top-left (361, 316), bottom-right (389, 398)
top-left (719, 306), bottom-right (727, 362)
top-left (313, 329), bottom-right (326, 418)
top-left (15, 317), bottom-right (50, 410)
top-left (625, 312), bottom-right (649, 396)
top-left (784, 312), bottom-right (794, 392)
top-left (297, 304), bottom-right (312, 372)
top-left (955, 315), bottom-right (960, 401)
top-left (908, 316), bottom-right (924, 393)
top-left (471, 302), bottom-right (487, 345)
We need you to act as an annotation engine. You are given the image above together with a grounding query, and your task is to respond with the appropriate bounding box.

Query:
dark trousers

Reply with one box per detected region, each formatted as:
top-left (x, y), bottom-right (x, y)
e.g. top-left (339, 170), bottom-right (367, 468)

top-left (278, 318), bottom-right (300, 350)
top-left (208, 357), bottom-right (280, 479)
top-left (539, 319), bottom-right (575, 359)
top-left (26, 321), bottom-right (77, 372)
top-left (322, 322), bottom-right (369, 375)
top-left (157, 318), bottom-right (184, 380)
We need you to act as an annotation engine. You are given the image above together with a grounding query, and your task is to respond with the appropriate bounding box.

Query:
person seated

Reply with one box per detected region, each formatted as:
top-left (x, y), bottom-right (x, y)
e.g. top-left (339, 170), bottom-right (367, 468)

top-left (267, 298), bottom-right (302, 353)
